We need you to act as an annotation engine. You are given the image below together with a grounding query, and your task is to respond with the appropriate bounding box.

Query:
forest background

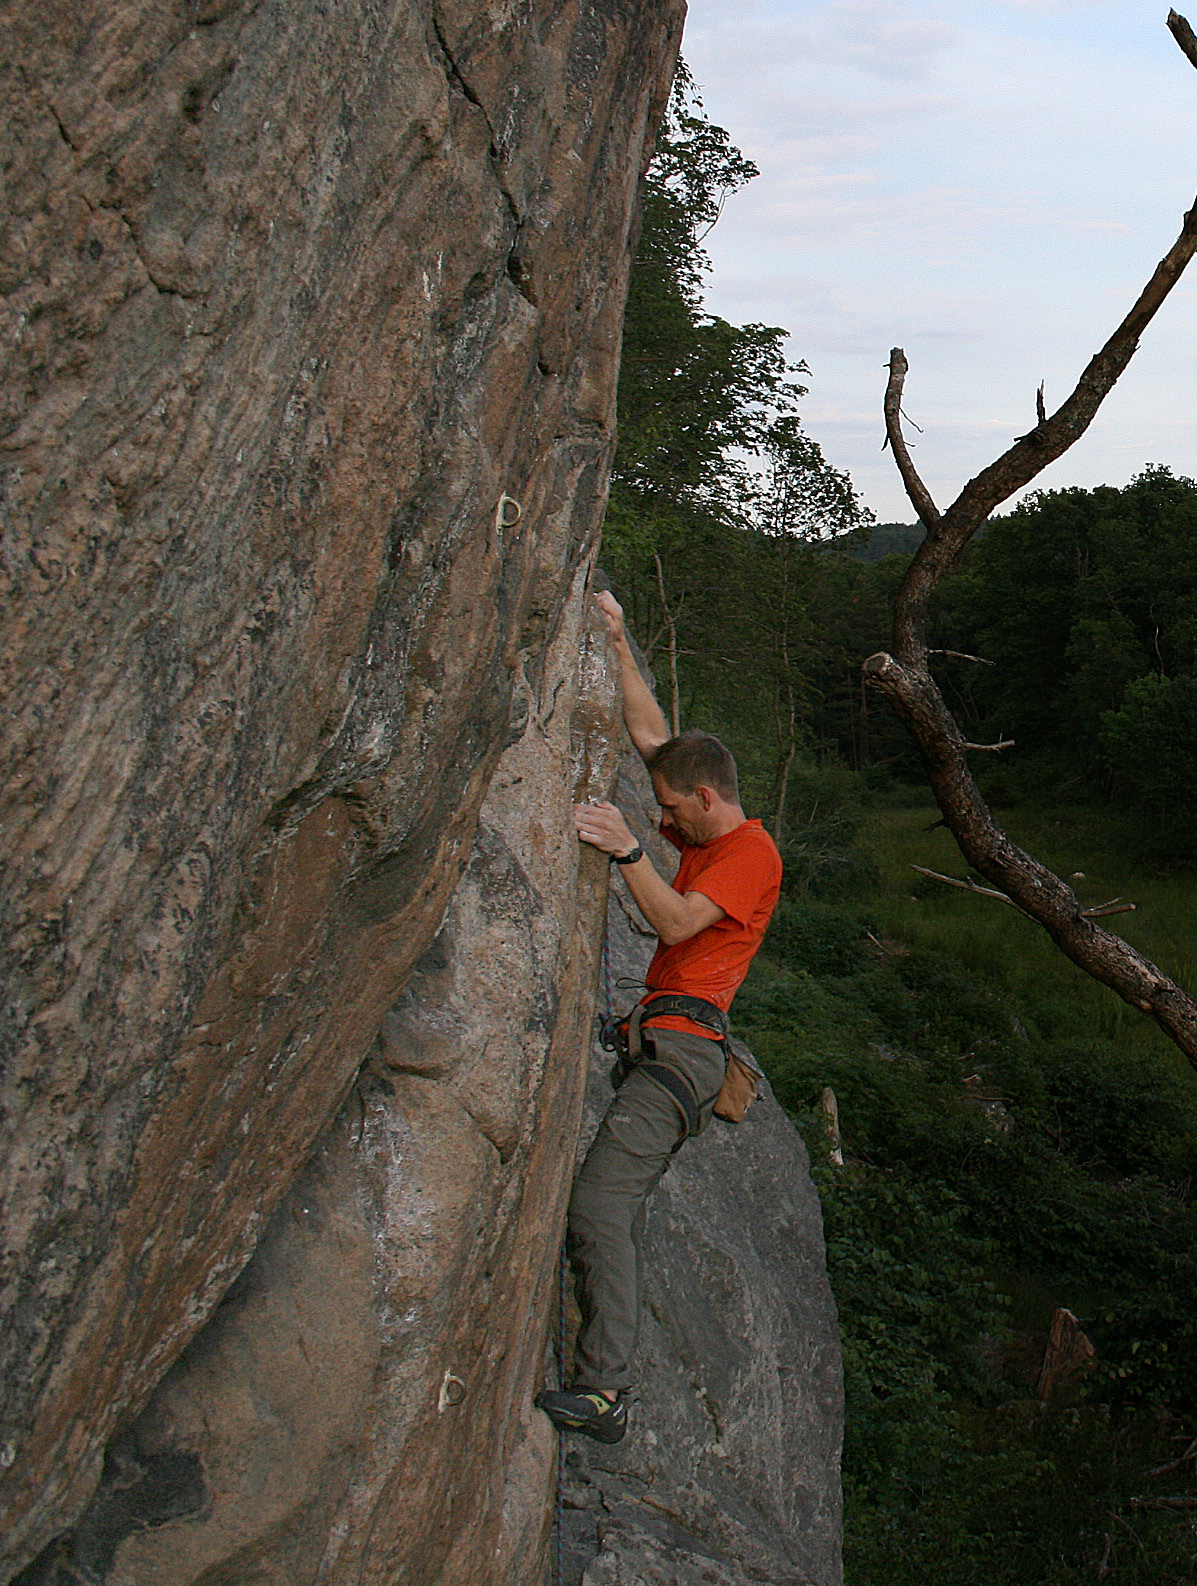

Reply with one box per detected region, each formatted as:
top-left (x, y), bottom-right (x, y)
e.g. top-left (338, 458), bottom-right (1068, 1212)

top-left (607, 71), bottom-right (1197, 1585)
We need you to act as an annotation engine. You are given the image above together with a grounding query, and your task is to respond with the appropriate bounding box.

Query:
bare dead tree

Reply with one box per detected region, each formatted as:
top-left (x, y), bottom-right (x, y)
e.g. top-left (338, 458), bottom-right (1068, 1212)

top-left (769, 530), bottom-right (801, 845)
top-left (653, 551), bottom-right (683, 738)
top-left (863, 10), bottom-right (1197, 1067)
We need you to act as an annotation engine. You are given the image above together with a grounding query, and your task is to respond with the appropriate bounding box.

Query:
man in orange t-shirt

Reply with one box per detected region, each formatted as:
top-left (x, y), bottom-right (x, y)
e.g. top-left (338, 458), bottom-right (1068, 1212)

top-left (536, 591), bottom-right (781, 1445)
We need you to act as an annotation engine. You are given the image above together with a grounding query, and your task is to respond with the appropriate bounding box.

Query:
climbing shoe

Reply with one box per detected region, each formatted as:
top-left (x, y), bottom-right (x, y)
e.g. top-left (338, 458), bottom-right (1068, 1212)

top-left (536, 1386), bottom-right (628, 1443)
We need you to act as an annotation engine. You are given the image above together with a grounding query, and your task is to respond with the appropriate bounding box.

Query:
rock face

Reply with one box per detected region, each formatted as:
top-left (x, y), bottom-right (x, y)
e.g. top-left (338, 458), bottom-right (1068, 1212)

top-left (555, 754), bottom-right (844, 1586)
top-left (0, 0), bottom-right (683, 1573)
top-left (16, 581), bottom-right (623, 1586)
top-left (2, 1), bottom-right (845, 1578)
top-left (14, 684), bottom-right (843, 1586)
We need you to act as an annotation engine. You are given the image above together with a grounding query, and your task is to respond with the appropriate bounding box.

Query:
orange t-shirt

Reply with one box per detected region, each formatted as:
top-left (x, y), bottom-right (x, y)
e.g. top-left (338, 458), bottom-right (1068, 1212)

top-left (641, 819), bottom-right (782, 1038)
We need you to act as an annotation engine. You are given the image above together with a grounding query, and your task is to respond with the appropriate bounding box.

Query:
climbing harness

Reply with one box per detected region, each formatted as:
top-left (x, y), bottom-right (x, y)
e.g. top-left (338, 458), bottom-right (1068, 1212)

top-left (599, 990), bottom-right (764, 1131)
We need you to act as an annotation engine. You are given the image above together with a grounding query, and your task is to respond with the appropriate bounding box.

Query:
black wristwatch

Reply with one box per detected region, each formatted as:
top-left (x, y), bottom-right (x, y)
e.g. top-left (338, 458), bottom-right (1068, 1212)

top-left (611, 846), bottom-right (644, 866)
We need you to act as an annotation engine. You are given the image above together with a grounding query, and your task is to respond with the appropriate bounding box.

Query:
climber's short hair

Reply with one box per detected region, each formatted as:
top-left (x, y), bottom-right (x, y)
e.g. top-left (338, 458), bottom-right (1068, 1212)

top-left (648, 730), bottom-right (739, 803)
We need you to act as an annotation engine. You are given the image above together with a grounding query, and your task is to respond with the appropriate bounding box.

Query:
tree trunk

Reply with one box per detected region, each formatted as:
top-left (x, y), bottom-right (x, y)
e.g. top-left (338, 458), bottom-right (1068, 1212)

top-left (864, 11), bottom-right (1197, 1067)
top-left (654, 551), bottom-right (682, 737)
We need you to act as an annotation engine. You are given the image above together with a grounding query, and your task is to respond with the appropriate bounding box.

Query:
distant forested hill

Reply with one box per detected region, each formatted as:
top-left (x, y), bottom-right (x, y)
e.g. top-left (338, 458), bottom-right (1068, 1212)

top-left (828, 519), bottom-right (924, 561)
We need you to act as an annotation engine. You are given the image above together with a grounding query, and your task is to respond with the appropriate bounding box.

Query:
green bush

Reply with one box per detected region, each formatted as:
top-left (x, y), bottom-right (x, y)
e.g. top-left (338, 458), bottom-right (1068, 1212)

top-left (1040, 1042), bottom-right (1197, 1180)
top-left (763, 897), bottom-right (874, 976)
top-left (741, 862), bottom-right (1197, 1585)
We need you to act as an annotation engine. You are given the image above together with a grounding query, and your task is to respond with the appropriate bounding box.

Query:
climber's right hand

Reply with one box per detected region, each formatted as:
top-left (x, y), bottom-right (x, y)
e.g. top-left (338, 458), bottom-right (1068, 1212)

top-left (594, 589), bottom-right (626, 646)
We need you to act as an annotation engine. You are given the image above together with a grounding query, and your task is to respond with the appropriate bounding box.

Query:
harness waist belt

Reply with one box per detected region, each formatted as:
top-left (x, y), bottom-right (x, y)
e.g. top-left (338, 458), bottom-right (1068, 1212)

top-left (638, 992), bottom-right (729, 1038)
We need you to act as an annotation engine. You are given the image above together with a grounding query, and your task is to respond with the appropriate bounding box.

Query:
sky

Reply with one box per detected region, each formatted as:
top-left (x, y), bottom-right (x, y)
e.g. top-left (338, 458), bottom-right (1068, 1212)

top-left (679, 0), bottom-right (1197, 522)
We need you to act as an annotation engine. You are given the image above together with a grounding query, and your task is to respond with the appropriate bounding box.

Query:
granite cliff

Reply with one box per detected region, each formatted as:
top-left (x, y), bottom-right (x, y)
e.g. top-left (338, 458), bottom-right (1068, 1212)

top-left (1, 1), bottom-right (842, 1580)
top-left (11, 673), bottom-right (844, 1586)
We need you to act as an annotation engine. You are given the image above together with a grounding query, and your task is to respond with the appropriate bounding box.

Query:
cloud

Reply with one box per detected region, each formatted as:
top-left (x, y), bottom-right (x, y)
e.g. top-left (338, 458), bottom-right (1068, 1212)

top-left (679, 0), bottom-right (1197, 520)
top-left (816, 0), bottom-right (963, 78)
top-left (683, 0), bottom-right (963, 89)
top-left (1000, 0), bottom-right (1116, 10)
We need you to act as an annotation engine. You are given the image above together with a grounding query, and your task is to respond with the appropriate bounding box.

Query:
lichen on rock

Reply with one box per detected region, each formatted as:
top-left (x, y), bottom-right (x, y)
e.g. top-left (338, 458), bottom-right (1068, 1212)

top-left (1, 0), bottom-right (680, 1572)
top-left (1, 2), bottom-right (843, 1582)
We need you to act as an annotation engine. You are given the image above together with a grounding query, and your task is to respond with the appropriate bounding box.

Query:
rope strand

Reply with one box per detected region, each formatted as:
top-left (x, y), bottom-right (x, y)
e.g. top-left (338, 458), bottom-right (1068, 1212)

top-left (553, 903), bottom-right (613, 1584)
top-left (555, 1237), bottom-right (567, 1586)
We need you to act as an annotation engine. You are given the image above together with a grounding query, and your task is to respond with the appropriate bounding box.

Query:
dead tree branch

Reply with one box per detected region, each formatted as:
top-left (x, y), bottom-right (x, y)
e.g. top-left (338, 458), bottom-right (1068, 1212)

top-left (913, 867), bottom-right (1137, 920)
top-left (1149, 1433), bottom-right (1197, 1477)
top-left (911, 865), bottom-right (1021, 908)
top-left (1169, 8), bottom-right (1197, 69)
top-left (864, 13), bottom-right (1197, 1067)
top-left (929, 649), bottom-right (996, 665)
top-left (883, 349), bottom-right (941, 530)
top-left (1083, 899), bottom-right (1137, 920)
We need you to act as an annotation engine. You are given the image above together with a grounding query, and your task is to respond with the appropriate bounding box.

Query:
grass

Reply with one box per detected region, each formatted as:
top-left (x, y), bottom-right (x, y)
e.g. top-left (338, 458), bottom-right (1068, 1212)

top-left (740, 787), bottom-right (1197, 1586)
top-left (857, 795), bottom-right (1197, 1075)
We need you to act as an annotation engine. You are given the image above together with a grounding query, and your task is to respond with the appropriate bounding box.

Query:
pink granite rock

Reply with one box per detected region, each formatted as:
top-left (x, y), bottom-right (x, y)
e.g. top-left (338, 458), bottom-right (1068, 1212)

top-left (0, 0), bottom-right (682, 1572)
top-left (24, 658), bottom-right (844, 1586)
top-left (16, 584), bottom-right (620, 1586)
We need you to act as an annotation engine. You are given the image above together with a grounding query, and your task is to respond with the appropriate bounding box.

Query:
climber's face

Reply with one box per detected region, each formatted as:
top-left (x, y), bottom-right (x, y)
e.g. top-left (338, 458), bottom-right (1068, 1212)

top-left (652, 773), bottom-right (714, 845)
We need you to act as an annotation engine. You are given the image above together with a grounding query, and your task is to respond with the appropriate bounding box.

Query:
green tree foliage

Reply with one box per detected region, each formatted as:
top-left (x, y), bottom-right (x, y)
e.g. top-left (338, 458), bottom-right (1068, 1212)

top-left (606, 64), bottom-right (803, 565)
top-left (759, 414), bottom-right (866, 542)
top-left (933, 466), bottom-right (1197, 855)
top-left (604, 70), bottom-right (876, 829)
top-left (677, 420), bottom-right (877, 837)
top-left (1102, 672), bottom-right (1197, 859)
top-left (605, 62), bottom-right (1197, 1586)
top-left (736, 886), bottom-right (1197, 1586)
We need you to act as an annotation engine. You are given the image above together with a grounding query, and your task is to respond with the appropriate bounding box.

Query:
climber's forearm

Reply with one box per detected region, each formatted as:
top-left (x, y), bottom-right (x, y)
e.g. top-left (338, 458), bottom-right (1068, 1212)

top-left (617, 857), bottom-right (723, 946)
top-left (593, 589), bottom-right (670, 760)
top-left (612, 634), bottom-right (669, 762)
top-left (571, 800), bottom-right (723, 946)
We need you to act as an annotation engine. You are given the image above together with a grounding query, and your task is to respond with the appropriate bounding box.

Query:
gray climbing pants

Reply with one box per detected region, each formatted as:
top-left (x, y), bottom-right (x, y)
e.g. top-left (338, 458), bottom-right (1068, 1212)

top-left (568, 1027), bottom-right (727, 1393)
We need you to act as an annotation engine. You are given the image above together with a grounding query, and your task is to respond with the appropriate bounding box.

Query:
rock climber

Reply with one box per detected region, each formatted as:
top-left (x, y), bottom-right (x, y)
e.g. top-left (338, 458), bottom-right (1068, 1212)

top-left (536, 589), bottom-right (782, 1443)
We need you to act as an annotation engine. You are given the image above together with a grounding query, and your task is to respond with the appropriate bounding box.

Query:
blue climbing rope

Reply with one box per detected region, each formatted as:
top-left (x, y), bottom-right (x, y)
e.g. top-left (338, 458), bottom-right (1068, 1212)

top-left (601, 914), bottom-right (614, 1023)
top-left (555, 1239), bottom-right (568, 1586)
top-left (552, 908), bottom-right (618, 1585)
